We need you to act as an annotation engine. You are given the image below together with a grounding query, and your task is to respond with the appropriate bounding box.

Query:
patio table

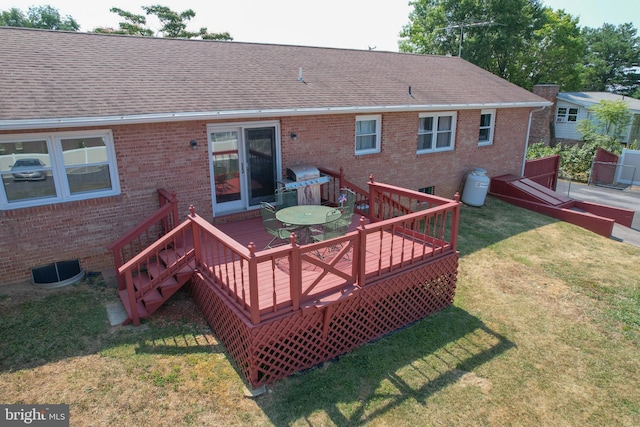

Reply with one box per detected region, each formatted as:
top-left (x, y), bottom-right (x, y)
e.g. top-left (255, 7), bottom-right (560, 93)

top-left (275, 205), bottom-right (341, 243)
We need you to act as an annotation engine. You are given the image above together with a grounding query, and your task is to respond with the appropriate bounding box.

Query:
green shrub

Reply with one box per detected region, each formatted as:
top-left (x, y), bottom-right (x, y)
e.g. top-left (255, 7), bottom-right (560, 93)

top-left (526, 142), bottom-right (560, 159)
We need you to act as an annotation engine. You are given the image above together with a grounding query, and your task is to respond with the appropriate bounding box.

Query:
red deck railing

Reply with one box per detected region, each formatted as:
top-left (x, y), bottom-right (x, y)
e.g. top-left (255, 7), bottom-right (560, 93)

top-left (115, 177), bottom-right (460, 326)
top-left (186, 178), bottom-right (459, 325)
top-left (118, 221), bottom-right (195, 325)
top-left (108, 189), bottom-right (179, 287)
top-left (318, 166), bottom-right (370, 216)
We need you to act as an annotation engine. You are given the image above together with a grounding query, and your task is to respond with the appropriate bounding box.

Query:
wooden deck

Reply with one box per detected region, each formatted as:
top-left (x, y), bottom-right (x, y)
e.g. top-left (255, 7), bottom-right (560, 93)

top-left (213, 215), bottom-right (448, 317)
top-left (112, 176), bottom-right (461, 388)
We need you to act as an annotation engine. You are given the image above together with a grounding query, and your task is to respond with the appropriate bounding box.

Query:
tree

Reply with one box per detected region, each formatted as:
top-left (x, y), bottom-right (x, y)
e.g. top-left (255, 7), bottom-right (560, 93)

top-left (27, 5), bottom-right (79, 31)
top-left (399, 0), bottom-right (552, 89)
top-left (95, 4), bottom-right (232, 40)
top-left (398, 1), bottom-right (640, 93)
top-left (0, 8), bottom-right (29, 27)
top-left (580, 23), bottom-right (640, 94)
top-left (578, 99), bottom-right (632, 140)
top-left (527, 8), bottom-right (584, 91)
top-left (0, 5), bottom-right (79, 31)
top-left (93, 7), bottom-right (153, 36)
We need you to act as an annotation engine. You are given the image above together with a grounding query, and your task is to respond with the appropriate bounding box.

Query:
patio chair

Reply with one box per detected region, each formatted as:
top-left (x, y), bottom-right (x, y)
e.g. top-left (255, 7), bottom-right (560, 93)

top-left (339, 187), bottom-right (356, 216)
top-left (274, 187), bottom-right (298, 211)
top-left (311, 208), bottom-right (351, 259)
top-left (261, 202), bottom-right (295, 249)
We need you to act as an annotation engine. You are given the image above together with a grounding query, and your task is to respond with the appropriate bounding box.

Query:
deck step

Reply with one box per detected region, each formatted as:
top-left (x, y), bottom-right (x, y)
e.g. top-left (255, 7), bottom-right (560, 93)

top-left (132, 272), bottom-right (151, 293)
top-left (141, 288), bottom-right (164, 313)
top-left (146, 261), bottom-right (168, 279)
top-left (118, 288), bottom-right (149, 324)
top-left (159, 246), bottom-right (195, 263)
top-left (158, 276), bottom-right (181, 296)
top-left (159, 248), bottom-right (183, 265)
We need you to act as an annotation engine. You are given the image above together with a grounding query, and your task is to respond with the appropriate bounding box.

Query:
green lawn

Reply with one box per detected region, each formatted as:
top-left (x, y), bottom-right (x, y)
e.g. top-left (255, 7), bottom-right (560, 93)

top-left (1, 196), bottom-right (639, 426)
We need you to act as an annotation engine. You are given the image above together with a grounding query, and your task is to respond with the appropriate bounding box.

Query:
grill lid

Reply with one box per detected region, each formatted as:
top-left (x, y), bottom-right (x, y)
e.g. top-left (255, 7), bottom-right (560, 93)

top-left (286, 164), bottom-right (320, 181)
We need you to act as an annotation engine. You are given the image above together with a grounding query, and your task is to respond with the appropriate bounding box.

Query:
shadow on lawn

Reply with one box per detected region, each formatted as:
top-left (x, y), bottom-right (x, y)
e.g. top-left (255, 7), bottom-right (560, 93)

top-left (0, 284), bottom-right (225, 372)
top-left (259, 305), bottom-right (515, 426)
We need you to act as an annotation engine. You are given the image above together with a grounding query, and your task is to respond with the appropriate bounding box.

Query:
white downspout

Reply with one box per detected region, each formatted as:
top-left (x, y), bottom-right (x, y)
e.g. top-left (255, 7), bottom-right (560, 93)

top-left (522, 105), bottom-right (548, 176)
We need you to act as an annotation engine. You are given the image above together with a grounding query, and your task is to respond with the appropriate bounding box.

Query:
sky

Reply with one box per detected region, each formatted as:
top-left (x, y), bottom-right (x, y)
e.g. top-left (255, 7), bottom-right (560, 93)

top-left (2, 0), bottom-right (639, 52)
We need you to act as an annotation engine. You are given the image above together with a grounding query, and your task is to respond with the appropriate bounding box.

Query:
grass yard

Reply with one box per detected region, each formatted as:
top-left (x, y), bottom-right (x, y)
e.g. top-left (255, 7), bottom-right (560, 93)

top-left (1, 196), bottom-right (639, 426)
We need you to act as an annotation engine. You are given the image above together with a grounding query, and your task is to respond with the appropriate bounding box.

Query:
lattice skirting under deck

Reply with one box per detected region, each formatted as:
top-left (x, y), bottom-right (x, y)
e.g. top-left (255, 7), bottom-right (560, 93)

top-left (189, 252), bottom-right (459, 388)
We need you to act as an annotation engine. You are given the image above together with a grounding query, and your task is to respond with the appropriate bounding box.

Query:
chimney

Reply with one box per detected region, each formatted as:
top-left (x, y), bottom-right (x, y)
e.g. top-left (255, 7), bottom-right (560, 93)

top-left (530, 84), bottom-right (560, 146)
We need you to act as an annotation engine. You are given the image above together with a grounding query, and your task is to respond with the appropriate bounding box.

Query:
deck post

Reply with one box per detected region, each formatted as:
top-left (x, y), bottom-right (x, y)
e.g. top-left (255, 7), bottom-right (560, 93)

top-left (367, 177), bottom-right (378, 222)
top-left (170, 192), bottom-right (179, 230)
top-left (289, 234), bottom-right (301, 311)
top-left (356, 217), bottom-right (367, 288)
top-left (248, 243), bottom-right (260, 325)
top-left (451, 193), bottom-right (461, 251)
top-left (339, 167), bottom-right (345, 190)
top-left (125, 268), bottom-right (139, 326)
top-left (189, 206), bottom-right (203, 269)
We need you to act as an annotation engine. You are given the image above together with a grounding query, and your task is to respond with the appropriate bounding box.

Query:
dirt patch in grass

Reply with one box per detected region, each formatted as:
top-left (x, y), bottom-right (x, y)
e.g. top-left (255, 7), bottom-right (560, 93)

top-left (0, 281), bottom-right (72, 306)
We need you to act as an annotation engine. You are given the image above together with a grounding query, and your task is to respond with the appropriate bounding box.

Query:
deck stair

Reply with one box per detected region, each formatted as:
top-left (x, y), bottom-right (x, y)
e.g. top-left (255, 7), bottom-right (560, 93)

top-left (489, 174), bottom-right (634, 237)
top-left (118, 239), bottom-right (196, 326)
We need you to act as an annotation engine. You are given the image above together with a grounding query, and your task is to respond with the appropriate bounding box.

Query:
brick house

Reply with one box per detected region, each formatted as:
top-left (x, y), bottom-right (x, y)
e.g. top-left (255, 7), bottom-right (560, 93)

top-left (0, 27), bottom-right (550, 285)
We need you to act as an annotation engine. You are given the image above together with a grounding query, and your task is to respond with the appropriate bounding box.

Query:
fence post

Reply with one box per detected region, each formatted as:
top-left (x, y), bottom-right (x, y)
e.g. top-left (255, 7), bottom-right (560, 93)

top-left (552, 155), bottom-right (559, 190)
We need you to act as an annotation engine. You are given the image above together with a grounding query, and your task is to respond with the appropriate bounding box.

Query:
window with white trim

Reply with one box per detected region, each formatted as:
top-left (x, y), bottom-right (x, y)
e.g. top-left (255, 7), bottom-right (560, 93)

top-left (478, 109), bottom-right (495, 146)
top-left (0, 130), bottom-right (120, 210)
top-left (556, 107), bottom-right (578, 122)
top-left (417, 112), bottom-right (457, 153)
top-left (355, 115), bottom-right (381, 155)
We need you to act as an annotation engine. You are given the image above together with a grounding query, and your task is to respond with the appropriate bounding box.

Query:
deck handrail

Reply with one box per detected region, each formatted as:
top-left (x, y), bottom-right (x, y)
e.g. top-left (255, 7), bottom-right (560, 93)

top-left (185, 179), bottom-right (460, 325)
top-left (117, 219), bottom-right (195, 325)
top-left (108, 189), bottom-right (179, 281)
top-left (368, 180), bottom-right (460, 252)
top-left (317, 166), bottom-right (370, 217)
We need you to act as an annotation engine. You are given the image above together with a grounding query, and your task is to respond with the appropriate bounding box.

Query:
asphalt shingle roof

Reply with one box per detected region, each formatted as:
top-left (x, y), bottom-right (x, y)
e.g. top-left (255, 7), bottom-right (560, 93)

top-left (0, 27), bottom-right (548, 125)
top-left (558, 92), bottom-right (640, 114)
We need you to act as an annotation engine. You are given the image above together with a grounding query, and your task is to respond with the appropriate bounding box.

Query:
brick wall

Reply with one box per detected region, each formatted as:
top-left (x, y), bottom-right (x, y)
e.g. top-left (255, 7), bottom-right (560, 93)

top-left (529, 84), bottom-right (559, 146)
top-left (0, 109), bottom-right (532, 285)
top-left (282, 109), bottom-right (530, 197)
top-left (0, 121), bottom-right (213, 285)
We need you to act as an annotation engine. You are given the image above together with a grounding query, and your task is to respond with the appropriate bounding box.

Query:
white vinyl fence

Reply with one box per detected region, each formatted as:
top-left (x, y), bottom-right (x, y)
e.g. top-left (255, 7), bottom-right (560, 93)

top-left (616, 149), bottom-right (640, 186)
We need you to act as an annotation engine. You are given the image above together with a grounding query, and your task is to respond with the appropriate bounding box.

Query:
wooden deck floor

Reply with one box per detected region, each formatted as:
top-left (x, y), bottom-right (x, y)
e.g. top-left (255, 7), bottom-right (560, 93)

top-left (214, 214), bottom-right (362, 249)
top-left (208, 213), bottom-right (445, 318)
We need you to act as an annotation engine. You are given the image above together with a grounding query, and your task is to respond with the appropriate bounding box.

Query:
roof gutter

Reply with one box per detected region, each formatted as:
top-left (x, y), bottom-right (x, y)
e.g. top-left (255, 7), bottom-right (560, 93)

top-left (0, 101), bottom-right (552, 131)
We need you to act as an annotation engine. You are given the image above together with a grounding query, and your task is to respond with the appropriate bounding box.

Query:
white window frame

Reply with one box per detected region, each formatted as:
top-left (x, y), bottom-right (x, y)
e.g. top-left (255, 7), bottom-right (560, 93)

top-left (556, 107), bottom-right (579, 122)
top-left (417, 112), bottom-right (457, 154)
top-left (478, 109), bottom-right (495, 146)
top-left (0, 129), bottom-right (120, 210)
top-left (355, 115), bottom-right (381, 155)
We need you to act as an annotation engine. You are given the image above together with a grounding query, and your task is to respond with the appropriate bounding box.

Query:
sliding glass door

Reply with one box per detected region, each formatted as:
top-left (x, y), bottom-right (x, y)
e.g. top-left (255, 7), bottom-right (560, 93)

top-left (209, 122), bottom-right (280, 215)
